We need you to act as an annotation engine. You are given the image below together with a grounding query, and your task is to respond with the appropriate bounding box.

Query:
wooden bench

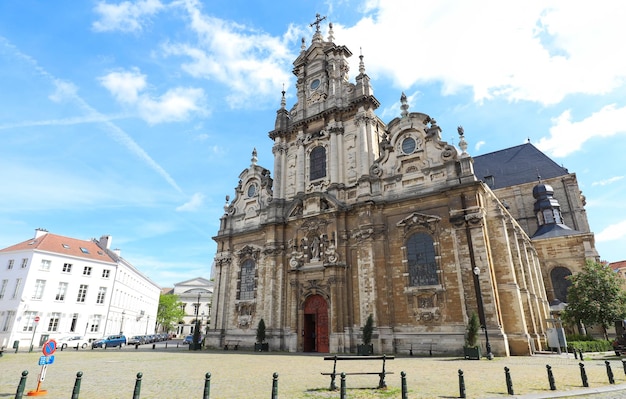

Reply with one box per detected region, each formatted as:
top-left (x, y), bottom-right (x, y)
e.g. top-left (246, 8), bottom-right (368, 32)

top-left (322, 355), bottom-right (394, 390)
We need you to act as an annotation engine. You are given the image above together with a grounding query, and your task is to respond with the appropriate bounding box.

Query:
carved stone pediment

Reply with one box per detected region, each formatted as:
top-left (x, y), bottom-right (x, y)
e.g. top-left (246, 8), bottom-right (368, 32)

top-left (397, 212), bottom-right (441, 234)
top-left (237, 245), bottom-right (260, 260)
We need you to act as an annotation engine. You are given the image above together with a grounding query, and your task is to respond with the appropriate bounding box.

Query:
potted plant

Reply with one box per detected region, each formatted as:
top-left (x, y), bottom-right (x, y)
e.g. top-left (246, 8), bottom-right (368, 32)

top-left (357, 314), bottom-right (374, 355)
top-left (254, 318), bottom-right (269, 351)
top-left (463, 312), bottom-right (481, 360)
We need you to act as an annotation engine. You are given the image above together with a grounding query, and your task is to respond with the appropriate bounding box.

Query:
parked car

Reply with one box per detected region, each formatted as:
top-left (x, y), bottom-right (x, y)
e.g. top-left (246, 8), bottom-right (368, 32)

top-left (92, 334), bottom-right (127, 348)
top-left (56, 336), bottom-right (90, 349)
top-left (183, 334), bottom-right (204, 345)
top-left (128, 335), bottom-right (146, 345)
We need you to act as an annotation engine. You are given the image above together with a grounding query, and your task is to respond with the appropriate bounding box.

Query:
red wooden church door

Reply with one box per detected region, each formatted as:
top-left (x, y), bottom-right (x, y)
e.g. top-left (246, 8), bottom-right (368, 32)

top-left (303, 294), bottom-right (329, 353)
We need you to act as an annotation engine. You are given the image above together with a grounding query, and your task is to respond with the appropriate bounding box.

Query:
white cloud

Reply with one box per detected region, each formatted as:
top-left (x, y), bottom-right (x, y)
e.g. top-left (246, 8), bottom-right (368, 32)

top-left (592, 176), bottom-right (624, 187)
top-left (99, 68), bottom-right (207, 124)
top-left (92, 0), bottom-right (164, 33)
top-left (475, 141), bottom-right (486, 152)
top-left (161, 0), bottom-right (296, 108)
top-left (333, 1), bottom-right (626, 105)
top-left (596, 220), bottom-right (626, 243)
top-left (176, 193), bottom-right (205, 212)
top-left (535, 104), bottom-right (626, 157)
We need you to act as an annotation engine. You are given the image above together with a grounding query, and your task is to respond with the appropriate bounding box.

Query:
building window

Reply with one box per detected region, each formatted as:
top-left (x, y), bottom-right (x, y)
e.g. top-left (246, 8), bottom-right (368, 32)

top-left (20, 258), bottom-right (28, 268)
top-left (80, 247), bottom-right (89, 254)
top-left (0, 279), bottom-right (7, 299)
top-left (23, 311), bottom-right (37, 332)
top-left (62, 263), bottom-right (72, 273)
top-left (12, 278), bottom-right (22, 299)
top-left (32, 279), bottom-right (46, 300)
top-left (96, 287), bottom-right (107, 304)
top-left (70, 313), bottom-right (78, 332)
top-left (550, 267), bottom-right (573, 303)
top-left (83, 266), bottom-right (92, 276)
top-left (90, 315), bottom-right (101, 332)
top-left (48, 313), bottom-right (60, 332)
top-left (56, 282), bottom-right (68, 301)
top-left (2, 310), bottom-right (16, 332)
top-left (406, 233), bottom-right (439, 287)
top-left (310, 146), bottom-right (327, 181)
top-left (102, 269), bottom-right (110, 278)
top-left (7, 259), bottom-right (14, 270)
top-left (40, 259), bottom-right (51, 271)
top-left (77, 284), bottom-right (88, 303)
top-left (237, 259), bottom-right (256, 300)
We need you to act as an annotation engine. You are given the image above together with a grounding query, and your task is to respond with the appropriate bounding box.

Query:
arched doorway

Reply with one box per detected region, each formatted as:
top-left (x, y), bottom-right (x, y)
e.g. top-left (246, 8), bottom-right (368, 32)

top-left (303, 294), bottom-right (329, 353)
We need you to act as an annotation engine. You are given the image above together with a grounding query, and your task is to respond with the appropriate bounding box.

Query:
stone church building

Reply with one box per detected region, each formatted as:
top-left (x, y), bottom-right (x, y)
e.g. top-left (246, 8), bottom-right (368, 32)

top-left (207, 20), bottom-right (599, 356)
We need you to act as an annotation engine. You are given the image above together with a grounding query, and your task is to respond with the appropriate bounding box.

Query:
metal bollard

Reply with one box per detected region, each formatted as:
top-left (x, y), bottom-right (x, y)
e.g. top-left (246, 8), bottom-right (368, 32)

top-left (133, 372), bottom-right (142, 399)
top-left (340, 372), bottom-right (346, 399)
top-left (579, 363), bottom-right (589, 387)
top-left (203, 372), bottom-right (211, 399)
top-left (458, 369), bottom-right (466, 398)
top-left (546, 365), bottom-right (556, 391)
top-left (271, 372), bottom-right (278, 399)
top-left (71, 371), bottom-right (83, 399)
top-left (504, 367), bottom-right (514, 395)
top-left (401, 371), bottom-right (408, 399)
top-left (573, 348), bottom-right (578, 359)
top-left (14, 370), bottom-right (28, 399)
top-left (622, 359), bottom-right (626, 375)
top-left (605, 360), bottom-right (615, 384)
top-left (579, 349), bottom-right (584, 361)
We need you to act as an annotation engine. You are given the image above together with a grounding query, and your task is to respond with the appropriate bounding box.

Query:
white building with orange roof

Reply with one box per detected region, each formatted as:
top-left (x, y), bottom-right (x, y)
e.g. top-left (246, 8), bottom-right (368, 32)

top-left (0, 228), bottom-right (160, 350)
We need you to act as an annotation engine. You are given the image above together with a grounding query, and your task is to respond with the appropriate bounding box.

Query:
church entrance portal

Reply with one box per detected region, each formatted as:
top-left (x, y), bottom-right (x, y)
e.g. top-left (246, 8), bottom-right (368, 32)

top-left (303, 295), bottom-right (329, 353)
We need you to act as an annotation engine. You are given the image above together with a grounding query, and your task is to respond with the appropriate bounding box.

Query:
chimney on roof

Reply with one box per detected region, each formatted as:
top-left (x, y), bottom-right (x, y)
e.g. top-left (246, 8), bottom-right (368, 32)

top-left (99, 235), bottom-right (112, 249)
top-left (113, 248), bottom-right (121, 256)
top-left (34, 228), bottom-right (48, 239)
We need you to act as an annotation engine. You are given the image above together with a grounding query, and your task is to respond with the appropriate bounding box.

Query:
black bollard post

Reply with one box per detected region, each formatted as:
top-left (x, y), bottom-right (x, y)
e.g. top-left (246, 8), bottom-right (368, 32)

top-left (133, 372), bottom-right (142, 399)
top-left (71, 371), bottom-right (83, 399)
top-left (401, 371), bottom-right (408, 399)
top-left (458, 369), bottom-right (466, 399)
top-left (340, 372), bottom-right (346, 399)
top-left (573, 348), bottom-right (578, 360)
top-left (409, 344), bottom-right (413, 356)
top-left (579, 349), bottom-right (584, 361)
top-left (271, 372), bottom-right (278, 399)
top-left (14, 370), bottom-right (28, 399)
top-left (546, 365), bottom-right (556, 391)
top-left (622, 359), bottom-right (626, 375)
top-left (579, 363), bottom-right (589, 387)
top-left (504, 367), bottom-right (514, 395)
top-left (605, 361), bottom-right (615, 384)
top-left (203, 372), bottom-right (211, 399)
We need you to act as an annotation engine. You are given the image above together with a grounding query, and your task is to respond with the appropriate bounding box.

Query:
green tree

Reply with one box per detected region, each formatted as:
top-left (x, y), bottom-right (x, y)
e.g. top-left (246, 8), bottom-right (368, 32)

top-left (563, 260), bottom-right (626, 339)
top-left (465, 312), bottom-right (480, 348)
top-left (156, 293), bottom-right (185, 333)
top-left (256, 318), bottom-right (266, 343)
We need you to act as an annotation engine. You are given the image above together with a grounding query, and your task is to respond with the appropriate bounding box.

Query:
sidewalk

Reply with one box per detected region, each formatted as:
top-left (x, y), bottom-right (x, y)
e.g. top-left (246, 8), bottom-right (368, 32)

top-left (2, 345), bottom-right (626, 398)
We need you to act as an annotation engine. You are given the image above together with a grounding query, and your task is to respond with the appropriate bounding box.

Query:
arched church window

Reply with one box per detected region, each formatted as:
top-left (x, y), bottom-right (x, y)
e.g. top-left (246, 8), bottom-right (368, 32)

top-left (550, 266), bottom-right (572, 303)
top-left (406, 233), bottom-right (438, 286)
top-left (237, 259), bottom-right (256, 300)
top-left (310, 146), bottom-right (326, 181)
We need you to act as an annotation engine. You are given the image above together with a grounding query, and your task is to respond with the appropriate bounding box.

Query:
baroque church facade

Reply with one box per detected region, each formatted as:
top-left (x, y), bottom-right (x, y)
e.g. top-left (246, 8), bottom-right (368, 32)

top-left (207, 20), bottom-right (599, 356)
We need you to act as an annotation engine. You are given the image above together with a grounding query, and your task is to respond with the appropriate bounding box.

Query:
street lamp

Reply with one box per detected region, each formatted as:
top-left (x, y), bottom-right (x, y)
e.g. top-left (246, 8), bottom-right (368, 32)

top-left (473, 266), bottom-right (493, 360)
top-left (120, 310), bottom-right (125, 334)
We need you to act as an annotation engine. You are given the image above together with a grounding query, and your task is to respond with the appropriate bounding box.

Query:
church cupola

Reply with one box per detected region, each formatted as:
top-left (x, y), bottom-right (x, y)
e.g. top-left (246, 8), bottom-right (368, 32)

top-left (531, 178), bottom-right (577, 238)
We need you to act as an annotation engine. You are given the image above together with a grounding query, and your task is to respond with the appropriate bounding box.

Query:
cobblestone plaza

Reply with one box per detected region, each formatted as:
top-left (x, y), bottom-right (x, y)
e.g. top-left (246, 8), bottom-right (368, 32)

top-left (3, 344), bottom-right (626, 398)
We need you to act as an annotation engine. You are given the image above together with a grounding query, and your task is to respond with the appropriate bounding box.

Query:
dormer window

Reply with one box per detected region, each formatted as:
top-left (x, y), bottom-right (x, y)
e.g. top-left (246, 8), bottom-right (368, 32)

top-left (401, 137), bottom-right (416, 154)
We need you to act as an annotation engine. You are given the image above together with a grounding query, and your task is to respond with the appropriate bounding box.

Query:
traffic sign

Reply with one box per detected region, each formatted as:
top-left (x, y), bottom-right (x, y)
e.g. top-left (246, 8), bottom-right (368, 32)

top-left (34, 316), bottom-right (40, 323)
top-left (38, 355), bottom-right (55, 365)
top-left (42, 339), bottom-right (57, 356)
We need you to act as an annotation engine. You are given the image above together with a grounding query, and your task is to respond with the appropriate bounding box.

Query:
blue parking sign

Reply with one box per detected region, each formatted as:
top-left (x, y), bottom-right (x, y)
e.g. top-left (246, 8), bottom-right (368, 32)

top-left (38, 355), bottom-right (55, 365)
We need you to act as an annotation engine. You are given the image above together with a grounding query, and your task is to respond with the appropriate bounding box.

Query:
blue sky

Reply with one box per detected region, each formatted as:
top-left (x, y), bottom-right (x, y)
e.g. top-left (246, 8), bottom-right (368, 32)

top-left (1, 0), bottom-right (625, 287)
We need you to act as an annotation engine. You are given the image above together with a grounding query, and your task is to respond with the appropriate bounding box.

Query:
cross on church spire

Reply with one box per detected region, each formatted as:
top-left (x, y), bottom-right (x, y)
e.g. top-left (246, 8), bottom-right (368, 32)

top-left (309, 13), bottom-right (326, 32)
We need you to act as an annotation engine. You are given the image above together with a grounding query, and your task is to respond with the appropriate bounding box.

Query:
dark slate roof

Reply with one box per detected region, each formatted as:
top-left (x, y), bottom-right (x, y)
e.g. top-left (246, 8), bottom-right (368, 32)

top-left (472, 143), bottom-right (569, 189)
